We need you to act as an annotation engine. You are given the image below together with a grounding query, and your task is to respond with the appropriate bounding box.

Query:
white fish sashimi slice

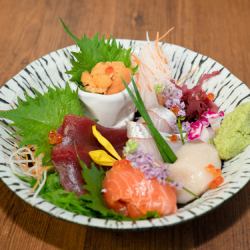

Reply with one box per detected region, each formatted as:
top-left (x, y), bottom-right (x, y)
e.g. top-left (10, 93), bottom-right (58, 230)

top-left (127, 121), bottom-right (151, 139)
top-left (130, 137), bottom-right (182, 162)
top-left (127, 121), bottom-right (183, 156)
top-left (148, 107), bottom-right (177, 133)
top-left (137, 106), bottom-right (177, 133)
top-left (133, 137), bottom-right (163, 162)
top-left (166, 139), bottom-right (183, 153)
top-left (200, 127), bottom-right (215, 143)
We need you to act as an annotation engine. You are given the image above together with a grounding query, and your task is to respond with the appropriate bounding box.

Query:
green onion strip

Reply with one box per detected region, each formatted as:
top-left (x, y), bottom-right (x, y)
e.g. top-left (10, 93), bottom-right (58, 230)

top-left (124, 79), bottom-right (177, 163)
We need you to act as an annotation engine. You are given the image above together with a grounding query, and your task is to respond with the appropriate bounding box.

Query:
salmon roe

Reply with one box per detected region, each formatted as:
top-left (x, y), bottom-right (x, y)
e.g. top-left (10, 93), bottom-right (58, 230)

top-left (206, 164), bottom-right (224, 189)
top-left (48, 130), bottom-right (62, 145)
top-left (208, 176), bottom-right (224, 189)
top-left (171, 105), bottom-right (180, 115)
top-left (169, 134), bottom-right (178, 142)
top-left (105, 66), bottom-right (114, 75)
top-left (207, 92), bottom-right (215, 101)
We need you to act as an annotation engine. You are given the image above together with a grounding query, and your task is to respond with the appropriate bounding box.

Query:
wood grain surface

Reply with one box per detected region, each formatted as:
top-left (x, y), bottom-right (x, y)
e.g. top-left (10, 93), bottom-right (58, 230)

top-left (0, 0), bottom-right (249, 249)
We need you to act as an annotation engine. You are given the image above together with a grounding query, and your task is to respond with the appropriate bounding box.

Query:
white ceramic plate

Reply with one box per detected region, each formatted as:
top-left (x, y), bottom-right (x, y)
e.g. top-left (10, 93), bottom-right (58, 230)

top-left (0, 39), bottom-right (249, 229)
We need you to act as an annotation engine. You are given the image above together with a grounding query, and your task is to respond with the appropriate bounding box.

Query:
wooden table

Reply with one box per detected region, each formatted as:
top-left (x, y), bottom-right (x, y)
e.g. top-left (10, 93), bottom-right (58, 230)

top-left (0, 0), bottom-right (249, 249)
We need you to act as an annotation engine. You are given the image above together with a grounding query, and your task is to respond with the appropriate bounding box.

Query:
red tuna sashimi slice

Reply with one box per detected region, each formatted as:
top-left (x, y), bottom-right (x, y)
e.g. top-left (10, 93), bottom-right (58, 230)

top-left (103, 160), bottom-right (177, 218)
top-left (57, 115), bottom-right (127, 157)
top-left (52, 115), bottom-right (128, 195)
top-left (51, 144), bottom-right (85, 195)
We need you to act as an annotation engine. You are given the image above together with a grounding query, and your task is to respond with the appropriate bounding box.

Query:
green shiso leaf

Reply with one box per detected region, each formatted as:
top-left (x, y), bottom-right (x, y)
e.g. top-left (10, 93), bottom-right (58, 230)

top-left (19, 164), bottom-right (164, 220)
top-left (18, 173), bottom-right (93, 216)
top-left (79, 160), bottom-right (125, 220)
top-left (39, 173), bottom-right (93, 216)
top-left (60, 19), bottom-right (133, 85)
top-left (137, 211), bottom-right (160, 219)
top-left (0, 84), bottom-right (84, 164)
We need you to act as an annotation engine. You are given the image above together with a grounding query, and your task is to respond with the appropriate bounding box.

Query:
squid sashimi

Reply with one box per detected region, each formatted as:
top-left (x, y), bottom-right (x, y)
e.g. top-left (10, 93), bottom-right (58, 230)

top-left (169, 142), bottom-right (222, 204)
top-left (103, 160), bottom-right (177, 218)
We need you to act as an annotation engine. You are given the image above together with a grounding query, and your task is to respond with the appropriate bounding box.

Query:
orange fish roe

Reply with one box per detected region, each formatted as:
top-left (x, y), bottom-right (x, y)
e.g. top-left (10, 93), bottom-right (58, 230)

top-left (48, 130), bottom-right (62, 145)
top-left (207, 92), bottom-right (215, 101)
top-left (206, 164), bottom-right (221, 176)
top-left (171, 105), bottom-right (180, 115)
top-left (206, 164), bottom-right (224, 189)
top-left (209, 176), bottom-right (224, 189)
top-left (169, 134), bottom-right (178, 142)
top-left (105, 66), bottom-right (114, 75)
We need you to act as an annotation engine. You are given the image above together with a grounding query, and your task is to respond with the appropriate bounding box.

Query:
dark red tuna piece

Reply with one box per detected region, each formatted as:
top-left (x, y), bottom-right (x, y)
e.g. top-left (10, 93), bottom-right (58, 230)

top-left (52, 115), bottom-right (128, 195)
top-left (51, 144), bottom-right (85, 195)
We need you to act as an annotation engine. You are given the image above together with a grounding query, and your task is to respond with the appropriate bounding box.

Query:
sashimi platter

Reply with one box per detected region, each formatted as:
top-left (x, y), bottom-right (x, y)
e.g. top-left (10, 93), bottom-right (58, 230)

top-left (0, 20), bottom-right (249, 229)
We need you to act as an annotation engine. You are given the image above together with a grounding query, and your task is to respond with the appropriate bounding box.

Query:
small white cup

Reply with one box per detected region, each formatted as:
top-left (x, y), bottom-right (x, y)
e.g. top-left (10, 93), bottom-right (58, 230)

top-left (74, 83), bottom-right (135, 128)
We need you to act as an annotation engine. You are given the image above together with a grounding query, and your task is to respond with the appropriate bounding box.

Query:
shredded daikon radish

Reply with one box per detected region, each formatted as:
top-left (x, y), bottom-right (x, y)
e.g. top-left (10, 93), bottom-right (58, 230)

top-left (9, 146), bottom-right (36, 176)
top-left (32, 170), bottom-right (47, 200)
top-left (158, 27), bottom-right (175, 42)
top-left (137, 30), bottom-right (174, 110)
top-left (9, 146), bottom-right (50, 199)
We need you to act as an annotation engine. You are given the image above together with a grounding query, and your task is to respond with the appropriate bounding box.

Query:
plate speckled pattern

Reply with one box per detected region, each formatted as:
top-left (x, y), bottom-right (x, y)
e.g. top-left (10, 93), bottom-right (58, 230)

top-left (0, 39), bottom-right (249, 229)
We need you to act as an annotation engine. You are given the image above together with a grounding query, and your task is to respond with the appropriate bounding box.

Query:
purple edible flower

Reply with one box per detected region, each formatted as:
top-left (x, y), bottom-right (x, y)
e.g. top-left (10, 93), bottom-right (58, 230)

top-left (182, 121), bottom-right (191, 132)
top-left (126, 150), bottom-right (170, 185)
top-left (162, 83), bottom-right (186, 117)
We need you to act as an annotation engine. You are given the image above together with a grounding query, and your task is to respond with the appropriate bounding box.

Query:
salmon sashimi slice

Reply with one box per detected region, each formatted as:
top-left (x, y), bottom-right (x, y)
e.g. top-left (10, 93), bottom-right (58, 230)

top-left (103, 160), bottom-right (177, 218)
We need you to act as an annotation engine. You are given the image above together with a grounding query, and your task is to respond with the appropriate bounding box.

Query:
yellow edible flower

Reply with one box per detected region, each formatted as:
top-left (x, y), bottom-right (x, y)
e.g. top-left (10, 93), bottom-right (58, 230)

top-left (89, 150), bottom-right (117, 166)
top-left (92, 125), bottom-right (121, 160)
top-left (89, 125), bottom-right (121, 166)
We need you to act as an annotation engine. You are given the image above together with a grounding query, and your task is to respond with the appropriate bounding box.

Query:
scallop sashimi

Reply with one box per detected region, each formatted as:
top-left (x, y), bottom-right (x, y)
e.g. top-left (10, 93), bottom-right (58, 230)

top-left (169, 142), bottom-right (222, 204)
top-left (103, 160), bottom-right (177, 218)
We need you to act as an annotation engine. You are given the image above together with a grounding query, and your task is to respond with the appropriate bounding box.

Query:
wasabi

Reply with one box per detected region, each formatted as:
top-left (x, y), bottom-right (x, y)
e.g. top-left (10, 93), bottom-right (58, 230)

top-left (214, 102), bottom-right (250, 160)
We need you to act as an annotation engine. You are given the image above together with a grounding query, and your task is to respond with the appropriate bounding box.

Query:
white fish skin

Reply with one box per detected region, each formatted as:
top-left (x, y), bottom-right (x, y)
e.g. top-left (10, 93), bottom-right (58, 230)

top-left (148, 107), bottom-right (177, 133)
top-left (135, 137), bottom-right (163, 162)
top-left (136, 106), bottom-right (177, 134)
top-left (127, 121), bottom-right (183, 158)
top-left (169, 142), bottom-right (221, 204)
top-left (127, 121), bottom-right (151, 139)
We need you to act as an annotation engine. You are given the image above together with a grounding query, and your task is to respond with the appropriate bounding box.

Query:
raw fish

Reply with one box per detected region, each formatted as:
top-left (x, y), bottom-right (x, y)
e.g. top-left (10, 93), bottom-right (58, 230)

top-left (52, 115), bottom-right (127, 195)
top-left (127, 121), bottom-right (182, 160)
top-left (169, 142), bottom-right (221, 203)
top-left (103, 160), bottom-right (177, 218)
